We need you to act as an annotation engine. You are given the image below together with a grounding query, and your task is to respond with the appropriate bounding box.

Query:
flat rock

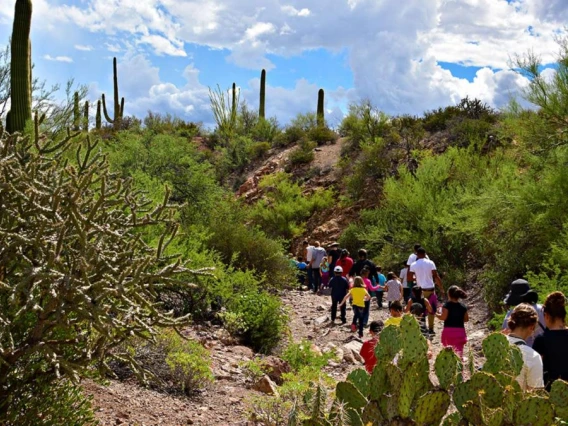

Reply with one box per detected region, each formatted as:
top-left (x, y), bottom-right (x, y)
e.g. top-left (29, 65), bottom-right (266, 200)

top-left (253, 375), bottom-right (279, 395)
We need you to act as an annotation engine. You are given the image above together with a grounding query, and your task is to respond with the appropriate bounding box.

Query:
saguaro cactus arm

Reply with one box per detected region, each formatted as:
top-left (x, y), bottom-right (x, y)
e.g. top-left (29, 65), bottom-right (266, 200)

top-left (259, 69), bottom-right (266, 119)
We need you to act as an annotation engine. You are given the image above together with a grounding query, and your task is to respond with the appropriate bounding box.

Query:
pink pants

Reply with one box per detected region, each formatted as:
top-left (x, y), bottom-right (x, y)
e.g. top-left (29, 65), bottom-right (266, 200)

top-left (441, 327), bottom-right (467, 360)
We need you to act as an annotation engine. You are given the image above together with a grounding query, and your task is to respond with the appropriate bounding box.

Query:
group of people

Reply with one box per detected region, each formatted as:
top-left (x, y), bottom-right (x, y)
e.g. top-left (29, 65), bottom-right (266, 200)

top-left (293, 241), bottom-right (568, 392)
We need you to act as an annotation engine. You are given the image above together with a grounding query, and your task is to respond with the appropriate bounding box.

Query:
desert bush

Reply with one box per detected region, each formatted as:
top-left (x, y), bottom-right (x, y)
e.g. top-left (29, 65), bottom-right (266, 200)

top-left (143, 111), bottom-right (201, 137)
top-left (252, 117), bottom-right (280, 143)
top-left (273, 124), bottom-right (306, 147)
top-left (249, 172), bottom-right (334, 240)
top-left (339, 100), bottom-right (391, 151)
top-left (230, 290), bottom-right (288, 353)
top-left (288, 137), bottom-right (316, 165)
top-left (281, 340), bottom-right (335, 372)
top-left (307, 125), bottom-right (338, 146)
top-left (0, 125), bottom-right (202, 414)
top-left (130, 329), bottom-right (213, 395)
top-left (250, 141), bottom-right (271, 159)
top-left (290, 112), bottom-right (319, 132)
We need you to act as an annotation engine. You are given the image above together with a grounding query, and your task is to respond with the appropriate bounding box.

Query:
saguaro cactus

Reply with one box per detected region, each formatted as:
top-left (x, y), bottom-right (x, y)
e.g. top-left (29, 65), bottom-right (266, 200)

top-left (231, 82), bottom-right (237, 125)
top-left (317, 89), bottom-right (325, 126)
top-left (102, 57), bottom-right (124, 130)
top-left (7, 0), bottom-right (33, 134)
top-left (95, 100), bottom-right (102, 130)
top-left (83, 100), bottom-right (89, 132)
top-left (73, 92), bottom-right (80, 131)
top-left (259, 69), bottom-right (266, 119)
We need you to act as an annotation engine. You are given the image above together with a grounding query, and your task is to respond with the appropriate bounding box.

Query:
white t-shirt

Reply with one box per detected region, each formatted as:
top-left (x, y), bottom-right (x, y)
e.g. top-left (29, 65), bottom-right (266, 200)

top-left (311, 247), bottom-right (327, 269)
top-left (407, 253), bottom-right (429, 268)
top-left (306, 245), bottom-right (314, 262)
top-left (400, 268), bottom-right (408, 288)
top-left (507, 336), bottom-right (544, 390)
top-left (386, 279), bottom-right (402, 302)
top-left (409, 258), bottom-right (436, 290)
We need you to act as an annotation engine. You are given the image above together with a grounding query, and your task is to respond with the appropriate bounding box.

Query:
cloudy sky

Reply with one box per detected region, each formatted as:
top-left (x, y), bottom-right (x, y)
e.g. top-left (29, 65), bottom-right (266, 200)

top-left (0, 0), bottom-right (565, 126)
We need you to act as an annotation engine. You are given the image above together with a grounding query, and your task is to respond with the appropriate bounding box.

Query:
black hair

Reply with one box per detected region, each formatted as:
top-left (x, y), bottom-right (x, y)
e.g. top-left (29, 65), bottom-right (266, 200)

top-left (411, 303), bottom-right (424, 316)
top-left (414, 244), bottom-right (422, 251)
top-left (412, 286), bottom-right (423, 298)
top-left (358, 249), bottom-right (367, 258)
top-left (297, 256), bottom-right (304, 262)
top-left (543, 291), bottom-right (567, 321)
top-left (387, 272), bottom-right (395, 280)
top-left (417, 247), bottom-right (427, 255)
top-left (389, 300), bottom-right (403, 312)
top-left (361, 267), bottom-right (370, 276)
top-left (369, 320), bottom-right (383, 333)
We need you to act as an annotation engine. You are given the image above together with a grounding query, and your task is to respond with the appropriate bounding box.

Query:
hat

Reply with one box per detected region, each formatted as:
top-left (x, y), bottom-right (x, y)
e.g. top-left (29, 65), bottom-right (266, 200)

top-left (503, 279), bottom-right (530, 306)
top-left (330, 242), bottom-right (339, 247)
top-left (334, 266), bottom-right (343, 273)
top-left (520, 290), bottom-right (539, 305)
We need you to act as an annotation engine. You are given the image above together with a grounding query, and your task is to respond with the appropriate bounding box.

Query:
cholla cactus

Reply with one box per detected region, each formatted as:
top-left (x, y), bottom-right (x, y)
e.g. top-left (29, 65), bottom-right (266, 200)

top-left (0, 127), bottom-right (209, 414)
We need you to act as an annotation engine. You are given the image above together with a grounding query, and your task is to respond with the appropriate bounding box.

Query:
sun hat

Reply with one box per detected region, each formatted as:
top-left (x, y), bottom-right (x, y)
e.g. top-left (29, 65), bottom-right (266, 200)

top-left (520, 289), bottom-right (539, 305)
top-left (503, 279), bottom-right (530, 306)
top-left (334, 266), bottom-right (343, 273)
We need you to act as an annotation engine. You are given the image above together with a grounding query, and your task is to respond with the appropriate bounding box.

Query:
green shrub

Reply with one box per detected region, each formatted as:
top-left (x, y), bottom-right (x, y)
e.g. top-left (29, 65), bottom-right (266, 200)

top-left (290, 112), bottom-right (318, 132)
top-left (281, 340), bottom-right (335, 372)
top-left (339, 100), bottom-right (391, 151)
top-left (250, 141), bottom-right (271, 159)
top-left (307, 125), bottom-right (338, 146)
top-left (1, 378), bottom-right (96, 426)
top-left (252, 117), bottom-right (280, 143)
top-left (231, 290), bottom-right (288, 353)
top-left (132, 329), bottom-right (213, 395)
top-left (289, 138), bottom-right (316, 165)
top-left (273, 125), bottom-right (306, 147)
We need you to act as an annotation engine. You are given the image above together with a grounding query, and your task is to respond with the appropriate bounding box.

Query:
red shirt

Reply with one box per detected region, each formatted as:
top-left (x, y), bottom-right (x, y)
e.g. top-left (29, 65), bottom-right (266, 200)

top-left (360, 337), bottom-right (379, 373)
top-left (336, 257), bottom-right (354, 277)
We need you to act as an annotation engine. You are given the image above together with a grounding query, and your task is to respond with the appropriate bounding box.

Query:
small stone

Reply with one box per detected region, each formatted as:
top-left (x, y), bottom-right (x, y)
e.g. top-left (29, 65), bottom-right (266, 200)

top-left (316, 304), bottom-right (327, 311)
top-left (253, 375), bottom-right (279, 395)
top-left (313, 315), bottom-right (329, 326)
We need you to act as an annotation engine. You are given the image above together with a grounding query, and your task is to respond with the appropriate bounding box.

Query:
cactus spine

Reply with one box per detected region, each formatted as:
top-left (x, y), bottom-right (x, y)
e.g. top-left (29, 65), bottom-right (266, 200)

top-left (73, 92), bottom-right (80, 131)
top-left (259, 69), bottom-right (266, 119)
top-left (317, 88), bottom-right (325, 126)
top-left (95, 100), bottom-right (102, 130)
top-left (7, 0), bottom-right (33, 134)
top-left (102, 57), bottom-right (124, 130)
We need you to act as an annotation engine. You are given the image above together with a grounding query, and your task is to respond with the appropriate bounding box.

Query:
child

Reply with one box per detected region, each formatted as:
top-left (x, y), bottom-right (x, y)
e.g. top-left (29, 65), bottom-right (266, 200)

top-left (329, 266), bottom-right (349, 324)
top-left (375, 266), bottom-right (387, 309)
top-left (361, 267), bottom-right (380, 326)
top-left (384, 300), bottom-right (404, 327)
top-left (411, 303), bottom-right (434, 357)
top-left (360, 321), bottom-right (384, 373)
top-left (339, 277), bottom-right (371, 338)
top-left (436, 285), bottom-right (469, 360)
top-left (296, 256), bottom-right (308, 287)
top-left (320, 257), bottom-right (330, 290)
top-left (385, 272), bottom-right (403, 308)
top-left (405, 286), bottom-right (433, 326)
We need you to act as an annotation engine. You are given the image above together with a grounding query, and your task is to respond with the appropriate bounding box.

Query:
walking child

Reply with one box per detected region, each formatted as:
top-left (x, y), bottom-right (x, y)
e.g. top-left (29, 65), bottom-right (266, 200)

top-left (375, 266), bottom-right (387, 309)
top-left (339, 277), bottom-right (371, 338)
top-left (320, 257), bottom-right (330, 290)
top-left (361, 267), bottom-right (380, 326)
top-left (384, 300), bottom-right (404, 327)
top-left (436, 285), bottom-right (469, 360)
top-left (329, 266), bottom-right (349, 324)
top-left (405, 286), bottom-right (433, 329)
top-left (385, 272), bottom-right (403, 308)
top-left (360, 321), bottom-right (384, 373)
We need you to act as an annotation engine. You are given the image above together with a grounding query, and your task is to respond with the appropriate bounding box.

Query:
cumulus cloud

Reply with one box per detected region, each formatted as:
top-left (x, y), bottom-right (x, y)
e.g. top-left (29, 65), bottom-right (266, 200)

top-left (7, 0), bottom-right (566, 120)
top-left (74, 44), bottom-right (94, 51)
top-left (43, 54), bottom-right (73, 63)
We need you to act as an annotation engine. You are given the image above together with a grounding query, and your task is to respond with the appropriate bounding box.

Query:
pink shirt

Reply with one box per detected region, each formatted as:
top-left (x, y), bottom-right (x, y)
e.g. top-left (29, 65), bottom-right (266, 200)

top-left (363, 277), bottom-right (380, 292)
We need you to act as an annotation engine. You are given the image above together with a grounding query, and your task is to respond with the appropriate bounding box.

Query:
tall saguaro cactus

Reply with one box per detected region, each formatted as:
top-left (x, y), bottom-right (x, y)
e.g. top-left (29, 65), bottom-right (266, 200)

top-left (73, 92), bottom-right (80, 131)
top-left (259, 69), bottom-right (266, 119)
top-left (231, 82), bottom-right (237, 124)
top-left (7, 0), bottom-right (33, 134)
top-left (102, 57), bottom-right (125, 131)
top-left (95, 100), bottom-right (102, 130)
top-left (83, 100), bottom-right (89, 132)
top-left (317, 89), bottom-right (325, 127)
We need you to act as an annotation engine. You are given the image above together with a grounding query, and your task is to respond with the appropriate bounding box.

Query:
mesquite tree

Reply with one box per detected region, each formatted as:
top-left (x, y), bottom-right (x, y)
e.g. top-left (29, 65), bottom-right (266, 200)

top-left (0, 120), bottom-right (204, 410)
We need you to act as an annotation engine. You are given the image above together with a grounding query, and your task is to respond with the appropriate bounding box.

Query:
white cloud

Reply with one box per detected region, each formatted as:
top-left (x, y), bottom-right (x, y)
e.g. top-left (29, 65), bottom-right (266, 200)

top-left (74, 44), bottom-right (94, 51)
top-left (43, 54), bottom-right (73, 63)
top-left (105, 42), bottom-right (122, 52)
top-left (281, 5), bottom-right (310, 17)
top-left (139, 34), bottom-right (186, 56)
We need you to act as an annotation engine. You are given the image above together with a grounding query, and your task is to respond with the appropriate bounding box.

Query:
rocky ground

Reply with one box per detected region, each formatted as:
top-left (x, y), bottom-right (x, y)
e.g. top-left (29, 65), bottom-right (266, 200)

top-left (85, 287), bottom-right (491, 425)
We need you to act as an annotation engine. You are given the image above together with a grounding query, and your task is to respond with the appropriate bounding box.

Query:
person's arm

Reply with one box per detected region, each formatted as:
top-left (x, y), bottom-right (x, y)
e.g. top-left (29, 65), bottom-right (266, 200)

top-left (464, 311), bottom-right (469, 322)
top-left (405, 299), bottom-right (413, 313)
top-left (338, 291), bottom-right (351, 307)
top-left (407, 267), bottom-right (415, 284)
top-left (424, 299), bottom-right (433, 315)
top-left (433, 270), bottom-right (443, 294)
top-left (364, 290), bottom-right (371, 301)
top-left (436, 307), bottom-right (448, 321)
top-left (398, 283), bottom-right (403, 302)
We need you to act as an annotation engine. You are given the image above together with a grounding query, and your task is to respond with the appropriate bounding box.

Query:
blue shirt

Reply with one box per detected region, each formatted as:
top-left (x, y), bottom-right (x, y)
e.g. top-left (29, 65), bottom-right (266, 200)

top-left (297, 262), bottom-right (307, 271)
top-left (373, 274), bottom-right (386, 291)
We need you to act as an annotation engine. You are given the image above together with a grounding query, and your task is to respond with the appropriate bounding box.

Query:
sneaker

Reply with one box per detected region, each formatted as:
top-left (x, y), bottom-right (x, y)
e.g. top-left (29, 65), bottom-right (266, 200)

top-left (350, 323), bottom-right (357, 332)
top-left (358, 332), bottom-right (363, 338)
top-left (429, 329), bottom-right (436, 335)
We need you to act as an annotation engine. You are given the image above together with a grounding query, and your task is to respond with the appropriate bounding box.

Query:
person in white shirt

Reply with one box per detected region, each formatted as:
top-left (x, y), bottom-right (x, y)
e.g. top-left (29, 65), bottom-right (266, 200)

top-left (303, 240), bottom-right (315, 291)
top-left (506, 304), bottom-right (544, 391)
top-left (407, 247), bottom-right (443, 334)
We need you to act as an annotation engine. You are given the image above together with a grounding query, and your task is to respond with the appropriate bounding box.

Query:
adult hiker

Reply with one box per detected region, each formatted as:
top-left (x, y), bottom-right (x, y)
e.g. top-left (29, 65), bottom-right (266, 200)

top-left (400, 261), bottom-right (410, 304)
top-left (501, 279), bottom-right (545, 347)
top-left (303, 240), bottom-right (314, 291)
top-left (533, 291), bottom-right (568, 390)
top-left (309, 241), bottom-right (327, 294)
top-left (329, 266), bottom-right (349, 325)
top-left (406, 244), bottom-right (427, 290)
top-left (336, 249), bottom-right (353, 278)
top-left (505, 304), bottom-right (544, 391)
top-left (407, 247), bottom-right (443, 335)
top-left (327, 242), bottom-right (342, 272)
top-left (349, 249), bottom-right (380, 286)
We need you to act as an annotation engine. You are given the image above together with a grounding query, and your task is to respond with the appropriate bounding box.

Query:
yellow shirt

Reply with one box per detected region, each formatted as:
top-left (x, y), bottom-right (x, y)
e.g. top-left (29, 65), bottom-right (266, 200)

top-left (350, 287), bottom-right (367, 307)
top-left (384, 317), bottom-right (403, 327)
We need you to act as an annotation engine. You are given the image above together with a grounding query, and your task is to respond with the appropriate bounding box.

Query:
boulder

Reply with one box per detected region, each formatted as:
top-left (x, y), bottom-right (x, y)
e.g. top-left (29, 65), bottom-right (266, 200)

top-left (253, 375), bottom-right (279, 395)
top-left (343, 340), bottom-right (364, 364)
top-left (263, 356), bottom-right (291, 385)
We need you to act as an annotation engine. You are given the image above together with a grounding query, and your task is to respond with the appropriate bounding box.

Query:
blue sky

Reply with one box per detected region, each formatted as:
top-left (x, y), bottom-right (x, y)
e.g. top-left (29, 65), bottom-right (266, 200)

top-left (0, 0), bottom-right (566, 126)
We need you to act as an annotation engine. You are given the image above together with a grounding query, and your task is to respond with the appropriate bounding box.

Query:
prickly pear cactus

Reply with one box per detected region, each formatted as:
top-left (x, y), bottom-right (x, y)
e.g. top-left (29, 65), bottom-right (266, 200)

top-left (361, 401), bottom-right (382, 426)
top-left (369, 364), bottom-right (389, 401)
top-left (513, 396), bottom-right (555, 426)
top-left (441, 412), bottom-right (463, 426)
top-left (435, 347), bottom-right (461, 390)
top-left (469, 372), bottom-right (503, 408)
top-left (400, 314), bottom-right (428, 362)
top-left (482, 333), bottom-right (523, 377)
top-left (374, 325), bottom-right (401, 361)
top-left (413, 390), bottom-right (451, 426)
top-left (347, 368), bottom-right (370, 397)
top-left (335, 381), bottom-right (366, 410)
top-left (550, 379), bottom-right (568, 421)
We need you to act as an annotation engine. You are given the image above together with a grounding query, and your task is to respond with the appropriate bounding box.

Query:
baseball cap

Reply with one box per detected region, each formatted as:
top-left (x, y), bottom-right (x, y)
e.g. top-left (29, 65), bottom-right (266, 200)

top-left (334, 266), bottom-right (343, 273)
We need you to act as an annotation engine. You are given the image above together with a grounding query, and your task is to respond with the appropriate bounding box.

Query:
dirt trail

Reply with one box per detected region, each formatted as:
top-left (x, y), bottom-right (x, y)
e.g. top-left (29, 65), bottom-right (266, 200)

top-left (86, 287), bottom-right (490, 425)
